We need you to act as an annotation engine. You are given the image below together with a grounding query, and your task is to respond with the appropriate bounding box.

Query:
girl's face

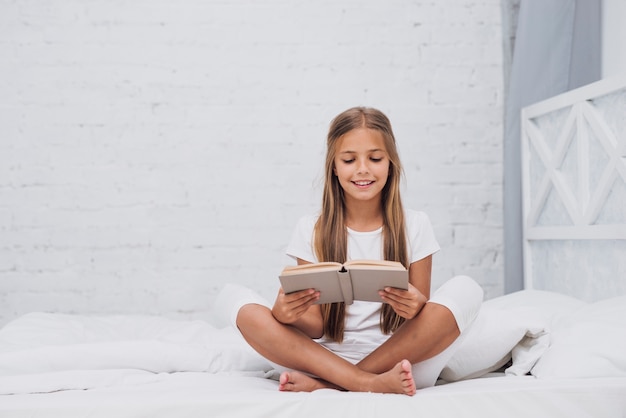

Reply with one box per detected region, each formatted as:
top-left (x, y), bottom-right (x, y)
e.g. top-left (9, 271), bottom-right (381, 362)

top-left (333, 128), bottom-right (390, 205)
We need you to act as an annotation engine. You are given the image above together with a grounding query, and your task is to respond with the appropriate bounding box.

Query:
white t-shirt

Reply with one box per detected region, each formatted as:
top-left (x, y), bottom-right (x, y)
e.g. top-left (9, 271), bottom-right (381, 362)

top-left (285, 209), bottom-right (440, 363)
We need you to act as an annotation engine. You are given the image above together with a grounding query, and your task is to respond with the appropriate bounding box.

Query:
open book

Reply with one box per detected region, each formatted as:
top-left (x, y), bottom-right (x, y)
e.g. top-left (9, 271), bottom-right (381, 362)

top-left (279, 260), bottom-right (408, 305)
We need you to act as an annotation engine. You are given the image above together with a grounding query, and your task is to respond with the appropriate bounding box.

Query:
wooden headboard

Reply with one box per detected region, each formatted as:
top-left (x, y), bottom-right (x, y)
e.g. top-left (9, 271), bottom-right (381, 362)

top-left (521, 75), bottom-right (626, 301)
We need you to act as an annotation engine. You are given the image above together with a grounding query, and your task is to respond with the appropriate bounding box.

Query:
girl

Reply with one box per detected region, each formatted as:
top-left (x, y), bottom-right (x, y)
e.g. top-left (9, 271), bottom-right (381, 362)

top-left (235, 107), bottom-right (483, 396)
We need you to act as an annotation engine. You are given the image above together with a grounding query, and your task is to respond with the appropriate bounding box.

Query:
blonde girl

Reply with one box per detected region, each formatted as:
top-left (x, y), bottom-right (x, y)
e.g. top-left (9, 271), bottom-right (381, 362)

top-left (235, 107), bottom-right (483, 395)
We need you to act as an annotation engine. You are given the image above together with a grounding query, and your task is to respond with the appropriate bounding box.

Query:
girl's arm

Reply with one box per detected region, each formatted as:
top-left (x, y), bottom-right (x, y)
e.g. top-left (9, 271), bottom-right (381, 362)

top-left (271, 258), bottom-right (324, 339)
top-left (409, 254), bottom-right (432, 299)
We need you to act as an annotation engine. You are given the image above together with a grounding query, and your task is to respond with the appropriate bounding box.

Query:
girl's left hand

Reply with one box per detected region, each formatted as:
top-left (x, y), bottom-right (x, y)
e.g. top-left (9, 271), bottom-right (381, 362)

top-left (379, 283), bottom-right (428, 319)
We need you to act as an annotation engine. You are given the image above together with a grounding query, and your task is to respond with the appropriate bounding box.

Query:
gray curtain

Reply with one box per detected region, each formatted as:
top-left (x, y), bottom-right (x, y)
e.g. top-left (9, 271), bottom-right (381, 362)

top-left (503, 0), bottom-right (601, 293)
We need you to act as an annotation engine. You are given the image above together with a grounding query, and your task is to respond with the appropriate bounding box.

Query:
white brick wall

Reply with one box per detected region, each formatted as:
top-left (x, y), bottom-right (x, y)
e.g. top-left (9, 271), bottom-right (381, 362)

top-left (0, 0), bottom-right (504, 326)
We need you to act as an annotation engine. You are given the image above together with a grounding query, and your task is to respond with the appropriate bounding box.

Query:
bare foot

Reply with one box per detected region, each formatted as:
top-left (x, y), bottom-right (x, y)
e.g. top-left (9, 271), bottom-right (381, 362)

top-left (278, 371), bottom-right (342, 392)
top-left (278, 360), bottom-right (416, 396)
top-left (368, 359), bottom-right (416, 396)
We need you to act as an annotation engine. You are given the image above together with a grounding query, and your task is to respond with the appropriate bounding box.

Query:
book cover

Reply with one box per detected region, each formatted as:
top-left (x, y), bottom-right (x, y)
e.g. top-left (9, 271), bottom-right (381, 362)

top-left (279, 260), bottom-right (408, 304)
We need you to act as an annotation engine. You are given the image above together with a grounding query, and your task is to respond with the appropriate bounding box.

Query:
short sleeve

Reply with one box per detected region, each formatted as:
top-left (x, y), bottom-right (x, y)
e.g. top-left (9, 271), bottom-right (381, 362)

top-left (405, 209), bottom-right (440, 263)
top-left (285, 215), bottom-right (319, 263)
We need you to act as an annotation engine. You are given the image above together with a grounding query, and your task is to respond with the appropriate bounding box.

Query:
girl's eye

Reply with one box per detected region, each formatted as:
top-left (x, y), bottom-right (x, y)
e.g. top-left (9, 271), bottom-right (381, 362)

top-left (370, 157), bottom-right (382, 162)
top-left (342, 159), bottom-right (355, 164)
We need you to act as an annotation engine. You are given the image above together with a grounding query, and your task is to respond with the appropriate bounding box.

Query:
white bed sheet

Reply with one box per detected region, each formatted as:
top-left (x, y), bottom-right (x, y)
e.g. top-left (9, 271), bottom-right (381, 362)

top-left (1, 372), bottom-right (625, 418)
top-left (1, 290), bottom-right (625, 418)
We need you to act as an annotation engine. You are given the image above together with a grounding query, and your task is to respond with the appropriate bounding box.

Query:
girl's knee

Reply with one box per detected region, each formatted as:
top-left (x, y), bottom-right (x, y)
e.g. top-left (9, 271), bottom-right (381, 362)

top-left (448, 275), bottom-right (484, 308)
top-left (214, 283), bottom-right (271, 329)
top-left (236, 303), bottom-right (271, 329)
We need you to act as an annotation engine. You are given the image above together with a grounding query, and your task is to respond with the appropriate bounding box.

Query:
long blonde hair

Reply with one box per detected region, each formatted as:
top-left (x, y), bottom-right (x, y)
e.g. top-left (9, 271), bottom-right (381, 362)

top-left (313, 107), bottom-right (408, 342)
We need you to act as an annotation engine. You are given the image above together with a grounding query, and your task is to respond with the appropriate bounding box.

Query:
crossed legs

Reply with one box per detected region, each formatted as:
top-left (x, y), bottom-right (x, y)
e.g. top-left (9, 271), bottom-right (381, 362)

top-left (234, 276), bottom-right (483, 395)
top-left (236, 300), bottom-right (459, 396)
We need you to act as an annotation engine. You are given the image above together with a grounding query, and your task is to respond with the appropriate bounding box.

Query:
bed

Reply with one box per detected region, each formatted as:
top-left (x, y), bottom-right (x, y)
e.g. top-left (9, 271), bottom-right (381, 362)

top-left (1, 76), bottom-right (625, 417)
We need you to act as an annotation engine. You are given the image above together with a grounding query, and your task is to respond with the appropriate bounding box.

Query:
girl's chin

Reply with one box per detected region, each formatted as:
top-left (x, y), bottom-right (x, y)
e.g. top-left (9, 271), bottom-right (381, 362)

top-left (345, 192), bottom-right (382, 202)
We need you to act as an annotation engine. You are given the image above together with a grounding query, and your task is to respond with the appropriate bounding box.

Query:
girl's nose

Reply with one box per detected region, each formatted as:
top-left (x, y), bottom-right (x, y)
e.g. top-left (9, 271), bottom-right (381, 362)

top-left (357, 159), bottom-right (369, 174)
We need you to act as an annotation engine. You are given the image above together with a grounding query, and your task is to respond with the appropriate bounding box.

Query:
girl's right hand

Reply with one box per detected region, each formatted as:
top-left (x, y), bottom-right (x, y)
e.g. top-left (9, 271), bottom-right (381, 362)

top-left (271, 287), bottom-right (320, 324)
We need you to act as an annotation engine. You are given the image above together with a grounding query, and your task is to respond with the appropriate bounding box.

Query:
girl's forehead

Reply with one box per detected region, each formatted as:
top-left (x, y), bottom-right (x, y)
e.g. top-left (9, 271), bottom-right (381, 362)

top-left (336, 128), bottom-right (387, 151)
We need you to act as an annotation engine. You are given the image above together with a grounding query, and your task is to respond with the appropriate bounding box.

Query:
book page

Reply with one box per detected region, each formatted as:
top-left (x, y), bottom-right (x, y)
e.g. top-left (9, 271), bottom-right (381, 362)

top-left (280, 262), bottom-right (342, 276)
top-left (344, 260), bottom-right (406, 270)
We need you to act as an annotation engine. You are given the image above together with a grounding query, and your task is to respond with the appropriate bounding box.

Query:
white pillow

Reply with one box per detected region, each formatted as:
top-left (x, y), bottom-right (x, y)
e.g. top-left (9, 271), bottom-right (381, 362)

top-left (483, 289), bottom-right (585, 322)
top-left (531, 295), bottom-right (626, 378)
top-left (440, 305), bottom-right (545, 381)
top-left (440, 290), bottom-right (584, 382)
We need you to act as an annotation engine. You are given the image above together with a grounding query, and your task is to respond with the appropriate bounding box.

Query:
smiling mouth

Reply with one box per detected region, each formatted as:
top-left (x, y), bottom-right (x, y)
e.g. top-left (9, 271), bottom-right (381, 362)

top-left (353, 180), bottom-right (374, 187)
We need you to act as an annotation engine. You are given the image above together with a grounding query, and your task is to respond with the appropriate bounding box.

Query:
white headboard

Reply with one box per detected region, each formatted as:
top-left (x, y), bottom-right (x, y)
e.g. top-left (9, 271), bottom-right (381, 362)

top-left (521, 75), bottom-right (626, 302)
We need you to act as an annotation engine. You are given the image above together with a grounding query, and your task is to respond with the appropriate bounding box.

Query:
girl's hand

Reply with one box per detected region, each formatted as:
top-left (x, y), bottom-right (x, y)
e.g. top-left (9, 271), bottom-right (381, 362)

top-left (379, 283), bottom-right (428, 319)
top-left (272, 287), bottom-right (320, 325)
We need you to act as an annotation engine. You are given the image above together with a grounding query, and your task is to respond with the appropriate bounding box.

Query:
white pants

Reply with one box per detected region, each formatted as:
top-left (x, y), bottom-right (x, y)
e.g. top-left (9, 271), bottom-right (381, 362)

top-left (216, 275), bottom-right (483, 390)
top-left (411, 275), bottom-right (483, 388)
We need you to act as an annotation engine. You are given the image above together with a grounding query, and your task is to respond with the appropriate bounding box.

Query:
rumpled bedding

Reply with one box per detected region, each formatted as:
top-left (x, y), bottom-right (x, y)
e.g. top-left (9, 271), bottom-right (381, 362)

top-left (0, 313), bottom-right (272, 394)
top-left (1, 289), bottom-right (625, 395)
